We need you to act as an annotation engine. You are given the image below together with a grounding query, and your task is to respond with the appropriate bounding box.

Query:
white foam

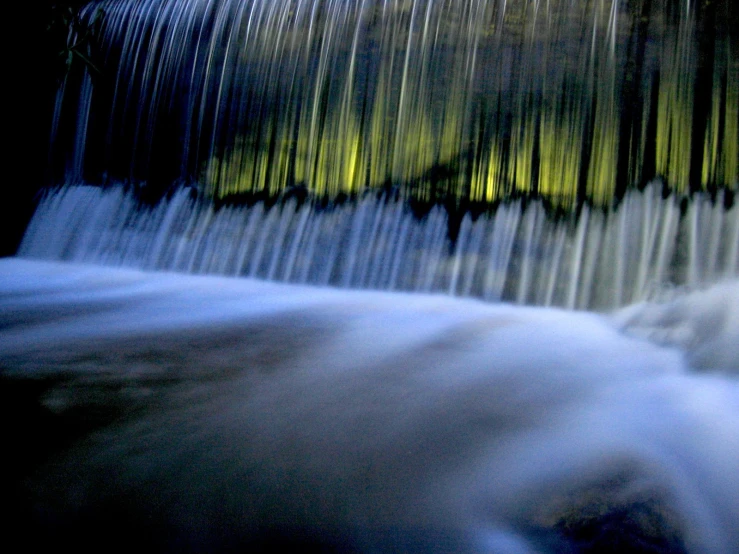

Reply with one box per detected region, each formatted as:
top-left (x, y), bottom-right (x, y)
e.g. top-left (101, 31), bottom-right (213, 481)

top-left (2, 259), bottom-right (737, 553)
top-left (613, 280), bottom-right (739, 374)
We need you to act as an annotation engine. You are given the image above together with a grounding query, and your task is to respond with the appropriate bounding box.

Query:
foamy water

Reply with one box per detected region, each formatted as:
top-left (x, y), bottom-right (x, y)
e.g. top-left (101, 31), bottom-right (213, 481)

top-left (2, 258), bottom-right (738, 553)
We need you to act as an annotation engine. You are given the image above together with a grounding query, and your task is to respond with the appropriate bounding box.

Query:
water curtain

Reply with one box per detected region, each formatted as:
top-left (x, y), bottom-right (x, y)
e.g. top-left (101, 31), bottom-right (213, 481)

top-left (53, 0), bottom-right (737, 205)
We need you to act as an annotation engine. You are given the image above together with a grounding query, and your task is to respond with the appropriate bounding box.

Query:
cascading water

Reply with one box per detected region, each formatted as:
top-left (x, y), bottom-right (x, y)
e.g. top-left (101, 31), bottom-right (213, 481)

top-left (20, 182), bottom-right (739, 309)
top-left (3, 1), bottom-right (739, 553)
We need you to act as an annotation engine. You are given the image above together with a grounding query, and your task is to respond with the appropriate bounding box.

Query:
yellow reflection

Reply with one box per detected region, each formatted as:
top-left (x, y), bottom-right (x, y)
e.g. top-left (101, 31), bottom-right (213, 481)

top-left (198, 0), bottom-right (737, 209)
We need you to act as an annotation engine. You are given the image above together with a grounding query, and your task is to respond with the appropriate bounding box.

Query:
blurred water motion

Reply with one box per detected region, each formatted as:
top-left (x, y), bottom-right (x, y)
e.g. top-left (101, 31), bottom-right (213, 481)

top-left (12, 3), bottom-right (739, 551)
top-left (2, 259), bottom-right (738, 552)
top-left (20, 182), bottom-right (738, 309)
top-left (52, 0), bottom-right (737, 207)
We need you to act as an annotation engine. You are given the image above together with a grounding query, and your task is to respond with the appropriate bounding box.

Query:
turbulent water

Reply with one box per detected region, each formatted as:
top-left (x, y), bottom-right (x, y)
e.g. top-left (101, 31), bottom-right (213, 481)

top-left (2, 259), bottom-right (738, 553)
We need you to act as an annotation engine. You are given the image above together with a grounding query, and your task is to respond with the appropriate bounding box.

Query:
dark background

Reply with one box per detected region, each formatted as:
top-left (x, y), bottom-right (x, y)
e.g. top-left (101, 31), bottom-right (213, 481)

top-left (3, 1), bottom-right (91, 256)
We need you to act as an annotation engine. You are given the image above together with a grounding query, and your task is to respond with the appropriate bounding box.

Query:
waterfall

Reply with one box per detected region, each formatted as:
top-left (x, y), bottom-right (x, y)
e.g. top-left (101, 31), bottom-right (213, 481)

top-left (28, 0), bottom-right (736, 307)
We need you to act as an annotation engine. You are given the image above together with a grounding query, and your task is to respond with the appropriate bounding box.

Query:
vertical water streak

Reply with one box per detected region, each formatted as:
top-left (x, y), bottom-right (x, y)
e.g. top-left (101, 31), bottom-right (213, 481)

top-left (281, 205), bottom-right (313, 282)
top-left (459, 217), bottom-right (486, 298)
top-left (726, 196), bottom-right (739, 277)
top-left (482, 203), bottom-right (520, 302)
top-left (266, 200), bottom-right (299, 280)
top-left (232, 204), bottom-right (265, 276)
top-left (341, 195), bottom-right (372, 287)
top-left (542, 224), bottom-right (567, 307)
top-left (578, 211), bottom-right (605, 309)
top-left (418, 207), bottom-right (450, 293)
top-left (448, 213), bottom-right (472, 296)
top-left (515, 204), bottom-right (544, 304)
top-left (386, 212), bottom-right (413, 291)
